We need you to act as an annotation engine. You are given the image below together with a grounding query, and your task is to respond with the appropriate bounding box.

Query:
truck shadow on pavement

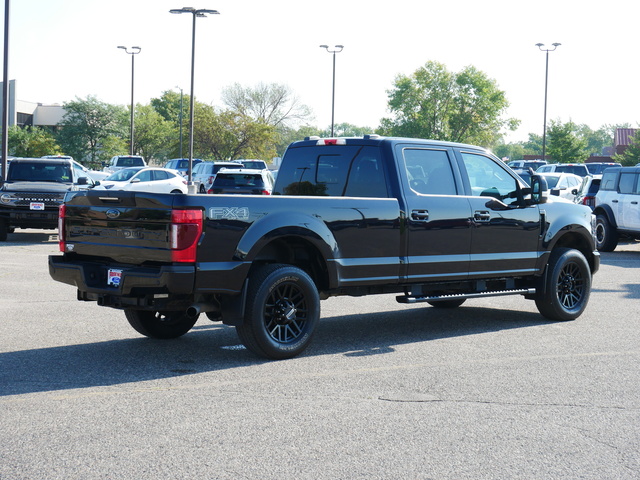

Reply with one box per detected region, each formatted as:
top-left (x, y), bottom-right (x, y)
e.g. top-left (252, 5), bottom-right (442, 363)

top-left (0, 305), bottom-right (552, 397)
top-left (3, 231), bottom-right (58, 244)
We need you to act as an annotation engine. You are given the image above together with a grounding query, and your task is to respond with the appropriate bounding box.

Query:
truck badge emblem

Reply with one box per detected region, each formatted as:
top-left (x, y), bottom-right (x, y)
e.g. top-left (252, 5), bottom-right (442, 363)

top-left (106, 209), bottom-right (121, 219)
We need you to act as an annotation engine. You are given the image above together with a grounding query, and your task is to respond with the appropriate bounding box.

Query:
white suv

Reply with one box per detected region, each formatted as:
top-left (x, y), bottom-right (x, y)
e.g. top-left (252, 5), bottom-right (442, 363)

top-left (536, 163), bottom-right (589, 177)
top-left (593, 166), bottom-right (640, 251)
top-left (103, 155), bottom-right (146, 175)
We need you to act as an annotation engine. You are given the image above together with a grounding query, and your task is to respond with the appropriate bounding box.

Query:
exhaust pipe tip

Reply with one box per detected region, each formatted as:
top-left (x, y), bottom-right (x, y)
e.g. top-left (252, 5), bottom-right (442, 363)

top-left (186, 304), bottom-right (201, 318)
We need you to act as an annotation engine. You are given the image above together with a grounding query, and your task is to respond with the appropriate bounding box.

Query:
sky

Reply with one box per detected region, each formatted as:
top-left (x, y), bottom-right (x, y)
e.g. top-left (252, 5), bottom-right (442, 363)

top-left (4, 0), bottom-right (640, 143)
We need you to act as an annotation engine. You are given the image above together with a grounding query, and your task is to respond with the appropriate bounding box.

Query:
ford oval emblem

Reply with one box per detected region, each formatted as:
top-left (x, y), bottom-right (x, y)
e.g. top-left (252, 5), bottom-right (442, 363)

top-left (105, 209), bottom-right (121, 219)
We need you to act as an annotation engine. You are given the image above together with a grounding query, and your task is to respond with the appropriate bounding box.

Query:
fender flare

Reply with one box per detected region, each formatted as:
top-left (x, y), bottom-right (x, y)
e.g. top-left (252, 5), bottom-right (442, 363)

top-left (235, 211), bottom-right (339, 283)
top-left (593, 204), bottom-right (617, 229)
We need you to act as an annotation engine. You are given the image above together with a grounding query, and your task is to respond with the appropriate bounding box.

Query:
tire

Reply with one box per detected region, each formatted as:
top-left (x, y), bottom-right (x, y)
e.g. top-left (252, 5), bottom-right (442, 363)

top-left (236, 264), bottom-right (320, 360)
top-left (0, 220), bottom-right (8, 242)
top-left (535, 248), bottom-right (591, 321)
top-left (124, 309), bottom-right (199, 339)
top-left (595, 214), bottom-right (618, 252)
top-left (427, 298), bottom-right (466, 308)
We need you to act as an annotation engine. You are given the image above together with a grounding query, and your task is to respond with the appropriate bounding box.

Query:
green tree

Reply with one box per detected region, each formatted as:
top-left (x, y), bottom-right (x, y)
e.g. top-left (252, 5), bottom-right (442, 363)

top-left (379, 61), bottom-right (518, 147)
top-left (493, 143), bottom-right (526, 162)
top-left (7, 126), bottom-right (61, 157)
top-left (133, 104), bottom-right (176, 164)
top-left (57, 95), bottom-right (127, 166)
top-left (192, 105), bottom-right (277, 161)
top-left (546, 120), bottom-right (587, 163)
top-left (614, 129), bottom-right (640, 166)
top-left (275, 125), bottom-right (323, 156)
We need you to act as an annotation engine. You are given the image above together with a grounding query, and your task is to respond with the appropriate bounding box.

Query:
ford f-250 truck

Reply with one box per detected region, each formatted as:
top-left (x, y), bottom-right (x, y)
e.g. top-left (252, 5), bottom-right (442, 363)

top-left (49, 136), bottom-right (600, 359)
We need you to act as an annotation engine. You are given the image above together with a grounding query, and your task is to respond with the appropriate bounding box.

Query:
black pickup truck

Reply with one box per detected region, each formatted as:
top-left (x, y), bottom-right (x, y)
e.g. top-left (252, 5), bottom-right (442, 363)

top-left (49, 136), bottom-right (600, 359)
top-left (1, 157), bottom-right (97, 241)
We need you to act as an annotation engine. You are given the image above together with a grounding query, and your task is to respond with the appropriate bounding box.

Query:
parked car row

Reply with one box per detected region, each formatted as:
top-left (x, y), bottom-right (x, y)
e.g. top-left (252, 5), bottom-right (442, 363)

top-left (508, 160), bottom-right (622, 207)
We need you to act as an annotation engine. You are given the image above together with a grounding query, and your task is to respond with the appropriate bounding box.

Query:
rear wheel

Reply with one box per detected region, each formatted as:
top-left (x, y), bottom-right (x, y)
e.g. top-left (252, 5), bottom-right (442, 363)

top-left (595, 214), bottom-right (618, 251)
top-left (535, 248), bottom-right (591, 321)
top-left (236, 264), bottom-right (320, 360)
top-left (124, 309), bottom-right (199, 339)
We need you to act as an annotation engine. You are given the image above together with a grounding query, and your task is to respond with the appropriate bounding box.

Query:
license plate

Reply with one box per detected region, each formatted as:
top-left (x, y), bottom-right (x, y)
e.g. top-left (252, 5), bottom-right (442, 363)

top-left (107, 269), bottom-right (123, 287)
top-left (30, 202), bottom-right (45, 211)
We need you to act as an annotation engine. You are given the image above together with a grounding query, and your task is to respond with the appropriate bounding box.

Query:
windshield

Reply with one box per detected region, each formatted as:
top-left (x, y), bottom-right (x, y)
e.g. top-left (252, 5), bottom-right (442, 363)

top-left (8, 162), bottom-right (72, 183)
top-left (116, 157), bottom-right (145, 167)
top-left (215, 173), bottom-right (264, 187)
top-left (105, 167), bottom-right (143, 181)
top-left (543, 176), bottom-right (560, 188)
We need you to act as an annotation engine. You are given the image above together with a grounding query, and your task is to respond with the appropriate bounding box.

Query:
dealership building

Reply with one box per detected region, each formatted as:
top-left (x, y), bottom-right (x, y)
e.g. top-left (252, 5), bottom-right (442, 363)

top-left (1, 80), bottom-right (65, 130)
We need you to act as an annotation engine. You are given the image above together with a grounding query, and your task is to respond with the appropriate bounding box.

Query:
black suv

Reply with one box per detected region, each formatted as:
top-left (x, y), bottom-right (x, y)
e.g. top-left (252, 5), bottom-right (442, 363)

top-left (0, 157), bottom-right (96, 240)
top-left (593, 166), bottom-right (640, 251)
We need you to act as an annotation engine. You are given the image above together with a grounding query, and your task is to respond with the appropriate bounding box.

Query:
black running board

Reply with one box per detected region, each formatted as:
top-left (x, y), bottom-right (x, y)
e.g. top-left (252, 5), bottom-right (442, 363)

top-left (396, 288), bottom-right (536, 304)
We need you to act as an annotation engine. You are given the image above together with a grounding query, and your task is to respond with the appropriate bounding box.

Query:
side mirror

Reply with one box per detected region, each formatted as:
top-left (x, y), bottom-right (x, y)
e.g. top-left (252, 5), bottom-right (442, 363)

top-left (530, 175), bottom-right (548, 204)
top-left (77, 176), bottom-right (88, 185)
top-left (131, 178), bottom-right (141, 183)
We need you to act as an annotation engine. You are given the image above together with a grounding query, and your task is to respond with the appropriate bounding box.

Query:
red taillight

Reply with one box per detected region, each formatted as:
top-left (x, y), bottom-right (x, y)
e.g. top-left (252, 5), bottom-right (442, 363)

top-left (261, 190), bottom-right (271, 195)
top-left (58, 204), bottom-right (66, 252)
top-left (170, 209), bottom-right (203, 262)
top-left (582, 196), bottom-right (596, 208)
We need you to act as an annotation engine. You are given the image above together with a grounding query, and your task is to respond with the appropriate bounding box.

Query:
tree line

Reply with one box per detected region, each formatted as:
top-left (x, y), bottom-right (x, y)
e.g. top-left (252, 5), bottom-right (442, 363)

top-left (6, 61), bottom-right (640, 168)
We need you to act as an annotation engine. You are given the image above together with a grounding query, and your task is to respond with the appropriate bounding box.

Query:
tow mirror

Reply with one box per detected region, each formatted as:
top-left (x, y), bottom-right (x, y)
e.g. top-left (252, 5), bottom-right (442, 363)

top-left (530, 175), bottom-right (548, 204)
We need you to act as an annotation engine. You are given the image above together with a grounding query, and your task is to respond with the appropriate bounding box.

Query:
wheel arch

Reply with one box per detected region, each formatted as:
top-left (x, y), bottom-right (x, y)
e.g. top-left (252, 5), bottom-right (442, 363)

top-left (236, 213), bottom-right (338, 292)
top-left (593, 204), bottom-right (617, 228)
top-left (547, 230), bottom-right (598, 275)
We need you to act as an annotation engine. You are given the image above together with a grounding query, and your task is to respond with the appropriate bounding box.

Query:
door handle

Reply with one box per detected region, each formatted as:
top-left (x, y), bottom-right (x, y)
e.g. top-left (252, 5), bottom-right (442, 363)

top-left (474, 211), bottom-right (491, 222)
top-left (411, 209), bottom-right (429, 221)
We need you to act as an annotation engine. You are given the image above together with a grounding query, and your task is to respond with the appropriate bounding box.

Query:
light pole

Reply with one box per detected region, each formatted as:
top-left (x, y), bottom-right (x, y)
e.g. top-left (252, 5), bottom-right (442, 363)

top-left (170, 7), bottom-right (219, 190)
top-left (176, 86), bottom-right (184, 159)
top-left (118, 46), bottom-right (141, 156)
top-left (320, 44), bottom-right (343, 137)
top-left (536, 42), bottom-right (561, 162)
top-left (2, 0), bottom-right (10, 182)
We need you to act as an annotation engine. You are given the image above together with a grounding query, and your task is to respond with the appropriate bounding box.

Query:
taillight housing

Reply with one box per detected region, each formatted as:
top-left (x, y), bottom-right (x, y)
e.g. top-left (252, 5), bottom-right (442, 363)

top-left (170, 209), bottom-right (203, 262)
top-left (582, 196), bottom-right (596, 208)
top-left (58, 204), bottom-right (66, 252)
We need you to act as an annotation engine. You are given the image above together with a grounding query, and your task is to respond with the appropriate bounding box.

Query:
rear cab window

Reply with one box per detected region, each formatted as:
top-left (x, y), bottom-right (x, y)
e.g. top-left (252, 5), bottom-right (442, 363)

top-left (274, 145), bottom-right (388, 197)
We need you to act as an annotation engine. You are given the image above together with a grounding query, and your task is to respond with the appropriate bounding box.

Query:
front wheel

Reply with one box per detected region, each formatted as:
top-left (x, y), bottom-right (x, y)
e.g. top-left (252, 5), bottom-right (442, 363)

top-left (124, 309), bottom-right (199, 339)
top-left (535, 248), bottom-right (591, 321)
top-left (236, 264), bottom-right (320, 360)
top-left (595, 214), bottom-right (618, 251)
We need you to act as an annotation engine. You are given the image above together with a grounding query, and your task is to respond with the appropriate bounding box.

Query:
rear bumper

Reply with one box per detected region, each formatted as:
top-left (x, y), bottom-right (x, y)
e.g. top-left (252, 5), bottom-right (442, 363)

top-left (48, 255), bottom-right (195, 297)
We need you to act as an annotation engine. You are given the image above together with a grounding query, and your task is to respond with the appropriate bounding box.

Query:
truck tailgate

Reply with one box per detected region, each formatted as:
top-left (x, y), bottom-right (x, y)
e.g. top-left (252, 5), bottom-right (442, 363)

top-left (60, 191), bottom-right (202, 265)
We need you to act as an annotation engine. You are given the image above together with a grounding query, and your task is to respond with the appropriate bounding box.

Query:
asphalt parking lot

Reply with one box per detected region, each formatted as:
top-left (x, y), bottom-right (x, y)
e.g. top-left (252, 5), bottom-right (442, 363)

top-left (1, 230), bottom-right (640, 479)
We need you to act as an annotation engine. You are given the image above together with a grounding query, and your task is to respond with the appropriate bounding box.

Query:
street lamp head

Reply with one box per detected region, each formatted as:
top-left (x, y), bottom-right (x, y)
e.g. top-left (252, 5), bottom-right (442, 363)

top-left (170, 7), bottom-right (219, 16)
top-left (170, 7), bottom-right (196, 13)
top-left (118, 46), bottom-right (142, 55)
top-left (536, 42), bottom-right (561, 52)
top-left (320, 44), bottom-right (344, 54)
